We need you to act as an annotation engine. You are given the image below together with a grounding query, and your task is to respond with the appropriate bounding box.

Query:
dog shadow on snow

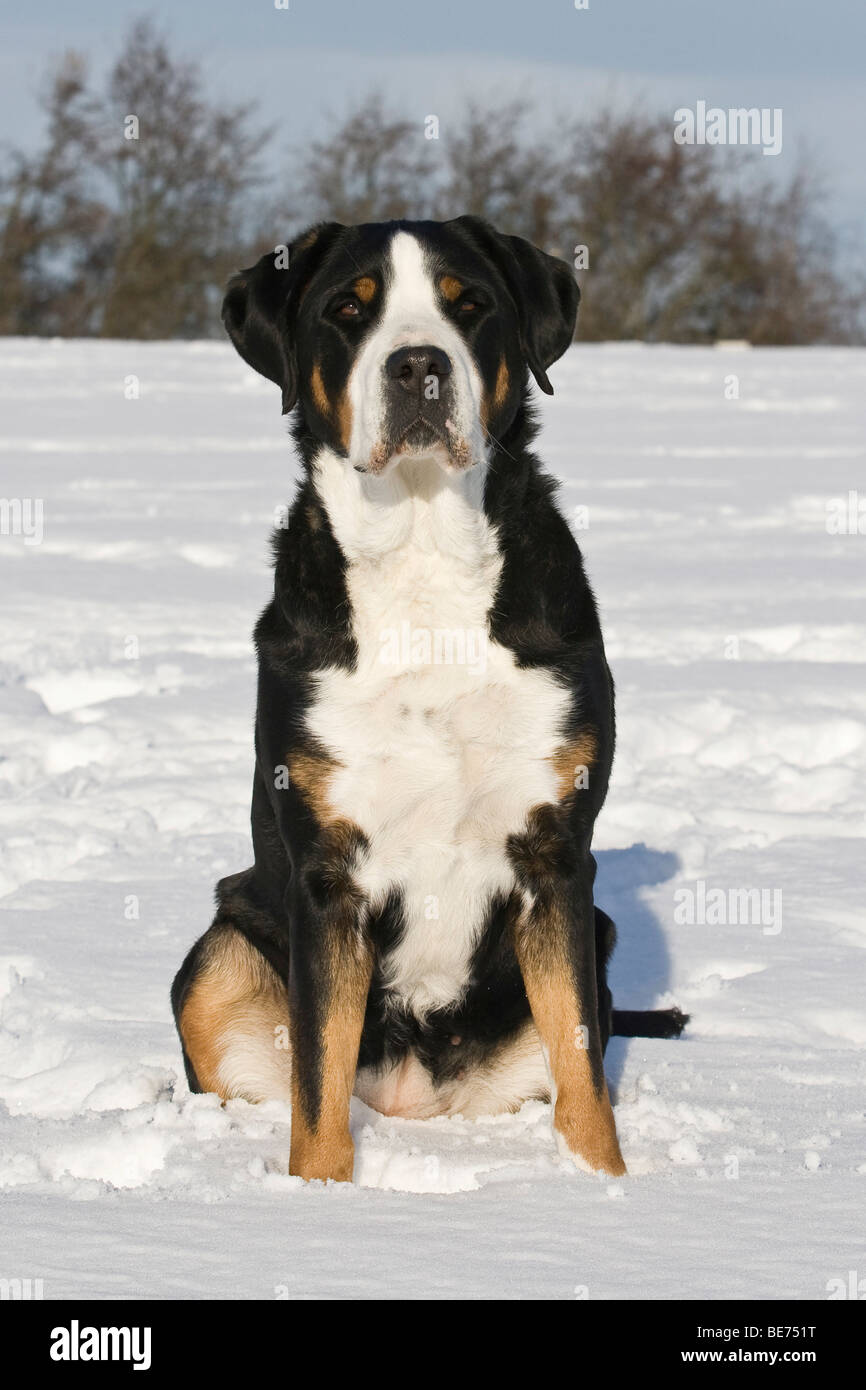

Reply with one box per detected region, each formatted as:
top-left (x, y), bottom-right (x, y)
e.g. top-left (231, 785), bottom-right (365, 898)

top-left (594, 843), bottom-right (683, 1093)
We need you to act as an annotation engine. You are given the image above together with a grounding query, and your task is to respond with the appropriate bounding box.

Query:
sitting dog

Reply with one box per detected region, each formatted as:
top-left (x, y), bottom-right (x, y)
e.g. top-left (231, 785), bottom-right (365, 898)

top-left (171, 216), bottom-right (687, 1182)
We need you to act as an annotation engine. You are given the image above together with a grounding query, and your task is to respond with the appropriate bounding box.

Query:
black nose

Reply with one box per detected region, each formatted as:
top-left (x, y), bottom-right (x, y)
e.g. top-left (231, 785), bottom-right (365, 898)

top-left (386, 345), bottom-right (452, 394)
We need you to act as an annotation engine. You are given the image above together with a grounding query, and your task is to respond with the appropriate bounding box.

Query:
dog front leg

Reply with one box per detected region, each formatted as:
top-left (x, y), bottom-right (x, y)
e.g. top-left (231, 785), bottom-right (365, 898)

top-left (509, 808), bottom-right (626, 1177)
top-left (288, 825), bottom-right (372, 1183)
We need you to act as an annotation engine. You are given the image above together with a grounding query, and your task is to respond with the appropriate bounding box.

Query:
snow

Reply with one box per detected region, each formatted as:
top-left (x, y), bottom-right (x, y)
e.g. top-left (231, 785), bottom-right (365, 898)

top-left (1, 338), bottom-right (865, 1300)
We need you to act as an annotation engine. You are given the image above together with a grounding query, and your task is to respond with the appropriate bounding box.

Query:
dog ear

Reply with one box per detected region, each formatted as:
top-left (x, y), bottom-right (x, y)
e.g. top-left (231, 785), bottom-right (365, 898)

top-left (453, 216), bottom-right (579, 394)
top-left (222, 223), bottom-right (344, 414)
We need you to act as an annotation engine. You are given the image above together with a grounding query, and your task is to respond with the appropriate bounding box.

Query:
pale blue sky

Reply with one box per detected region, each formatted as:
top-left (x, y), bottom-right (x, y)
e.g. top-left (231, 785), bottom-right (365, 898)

top-left (2, 1), bottom-right (864, 239)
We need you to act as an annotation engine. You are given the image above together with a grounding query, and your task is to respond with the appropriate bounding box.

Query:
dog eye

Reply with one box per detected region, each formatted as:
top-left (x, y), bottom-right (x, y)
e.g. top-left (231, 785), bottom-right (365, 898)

top-left (458, 293), bottom-right (489, 315)
top-left (334, 298), bottom-right (361, 319)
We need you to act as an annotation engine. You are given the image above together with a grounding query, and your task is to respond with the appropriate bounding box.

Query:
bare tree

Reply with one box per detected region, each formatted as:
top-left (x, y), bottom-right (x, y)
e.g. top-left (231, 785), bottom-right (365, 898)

top-left (0, 18), bottom-right (267, 338)
top-left (552, 109), bottom-right (862, 343)
top-left (0, 54), bottom-right (109, 335)
top-left (555, 110), bottom-right (725, 340)
top-left (692, 168), bottom-right (865, 345)
top-left (436, 100), bottom-right (562, 248)
top-left (98, 18), bottom-right (267, 337)
top-left (1, 32), bottom-right (862, 344)
top-left (290, 95), bottom-right (439, 226)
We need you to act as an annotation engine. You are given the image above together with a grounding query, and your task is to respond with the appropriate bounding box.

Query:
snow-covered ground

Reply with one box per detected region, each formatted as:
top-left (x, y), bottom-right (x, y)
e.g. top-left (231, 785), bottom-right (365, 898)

top-left (1, 338), bottom-right (864, 1300)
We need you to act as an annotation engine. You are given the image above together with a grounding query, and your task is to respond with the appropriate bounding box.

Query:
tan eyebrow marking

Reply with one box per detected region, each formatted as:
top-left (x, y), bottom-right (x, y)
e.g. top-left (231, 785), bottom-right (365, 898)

top-left (439, 274), bottom-right (464, 302)
top-left (353, 276), bottom-right (376, 304)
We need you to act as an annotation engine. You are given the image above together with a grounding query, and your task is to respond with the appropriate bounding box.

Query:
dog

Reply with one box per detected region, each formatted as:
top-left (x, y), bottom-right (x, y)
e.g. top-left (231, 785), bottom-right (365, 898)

top-left (171, 216), bottom-right (687, 1182)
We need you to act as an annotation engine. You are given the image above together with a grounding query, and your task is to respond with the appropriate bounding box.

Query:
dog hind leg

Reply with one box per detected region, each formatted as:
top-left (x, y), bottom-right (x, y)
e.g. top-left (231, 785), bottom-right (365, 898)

top-left (171, 923), bottom-right (292, 1103)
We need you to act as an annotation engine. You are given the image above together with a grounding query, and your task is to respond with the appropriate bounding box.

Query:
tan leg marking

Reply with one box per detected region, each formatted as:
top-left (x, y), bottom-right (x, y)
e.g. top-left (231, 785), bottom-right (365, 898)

top-left (290, 933), bottom-right (372, 1183)
top-left (284, 753), bottom-right (370, 1181)
top-left (179, 928), bottom-right (290, 1102)
top-left (511, 900), bottom-right (625, 1173)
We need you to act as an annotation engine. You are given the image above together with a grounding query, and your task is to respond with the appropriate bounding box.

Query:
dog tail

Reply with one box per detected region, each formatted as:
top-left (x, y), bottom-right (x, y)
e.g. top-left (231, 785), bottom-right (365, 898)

top-left (611, 1007), bottom-right (689, 1039)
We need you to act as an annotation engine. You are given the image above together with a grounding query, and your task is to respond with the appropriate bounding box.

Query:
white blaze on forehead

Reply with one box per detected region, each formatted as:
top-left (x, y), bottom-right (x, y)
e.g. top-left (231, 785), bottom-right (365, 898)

top-left (346, 230), bottom-right (487, 470)
top-left (383, 231), bottom-right (447, 334)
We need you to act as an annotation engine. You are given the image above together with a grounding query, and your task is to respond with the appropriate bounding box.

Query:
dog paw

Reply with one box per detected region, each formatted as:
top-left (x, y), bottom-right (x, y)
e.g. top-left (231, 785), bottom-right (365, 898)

top-left (553, 1118), bottom-right (627, 1177)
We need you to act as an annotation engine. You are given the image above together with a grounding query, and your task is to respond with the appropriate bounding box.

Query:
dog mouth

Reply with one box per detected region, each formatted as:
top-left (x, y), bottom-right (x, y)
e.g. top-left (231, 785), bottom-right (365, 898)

top-left (395, 415), bottom-right (448, 452)
top-left (355, 417), bottom-right (475, 476)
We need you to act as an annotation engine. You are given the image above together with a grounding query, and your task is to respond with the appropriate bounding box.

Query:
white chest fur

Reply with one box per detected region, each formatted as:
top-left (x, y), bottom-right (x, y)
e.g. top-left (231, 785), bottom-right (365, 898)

top-left (307, 450), bottom-right (569, 1015)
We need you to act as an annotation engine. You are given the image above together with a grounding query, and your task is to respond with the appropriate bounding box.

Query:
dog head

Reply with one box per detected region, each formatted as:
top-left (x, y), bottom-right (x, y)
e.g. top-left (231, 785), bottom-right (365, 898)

top-left (222, 217), bottom-right (578, 476)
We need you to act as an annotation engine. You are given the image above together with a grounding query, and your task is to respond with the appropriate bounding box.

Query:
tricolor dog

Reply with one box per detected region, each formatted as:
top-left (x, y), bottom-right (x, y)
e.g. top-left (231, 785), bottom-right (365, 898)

top-left (171, 217), bottom-right (687, 1182)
